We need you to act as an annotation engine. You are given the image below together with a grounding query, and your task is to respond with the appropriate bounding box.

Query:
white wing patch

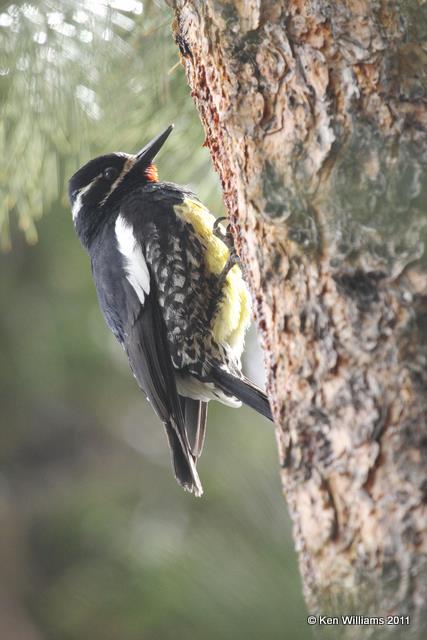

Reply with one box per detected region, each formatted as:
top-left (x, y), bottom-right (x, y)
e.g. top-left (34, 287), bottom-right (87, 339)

top-left (115, 215), bottom-right (150, 304)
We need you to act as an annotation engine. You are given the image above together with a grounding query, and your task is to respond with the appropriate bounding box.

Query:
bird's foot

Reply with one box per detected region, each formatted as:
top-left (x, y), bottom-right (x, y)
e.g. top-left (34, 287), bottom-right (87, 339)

top-left (213, 216), bottom-right (240, 267)
top-left (208, 220), bottom-right (241, 324)
top-left (213, 217), bottom-right (234, 249)
top-left (216, 252), bottom-right (240, 296)
top-left (213, 216), bottom-right (227, 238)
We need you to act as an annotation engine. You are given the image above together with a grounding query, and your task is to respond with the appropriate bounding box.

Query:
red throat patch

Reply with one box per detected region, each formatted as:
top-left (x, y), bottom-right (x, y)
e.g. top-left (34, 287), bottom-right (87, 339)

top-left (144, 164), bottom-right (158, 182)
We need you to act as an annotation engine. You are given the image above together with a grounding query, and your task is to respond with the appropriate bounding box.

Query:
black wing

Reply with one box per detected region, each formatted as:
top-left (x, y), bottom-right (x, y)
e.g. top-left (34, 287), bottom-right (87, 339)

top-left (125, 281), bottom-right (203, 495)
top-left (91, 228), bottom-right (203, 496)
top-left (119, 184), bottom-right (211, 463)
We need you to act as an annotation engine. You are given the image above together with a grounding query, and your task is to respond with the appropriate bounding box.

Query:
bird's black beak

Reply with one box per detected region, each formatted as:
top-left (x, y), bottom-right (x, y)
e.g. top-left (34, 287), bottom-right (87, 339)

top-left (135, 124), bottom-right (174, 166)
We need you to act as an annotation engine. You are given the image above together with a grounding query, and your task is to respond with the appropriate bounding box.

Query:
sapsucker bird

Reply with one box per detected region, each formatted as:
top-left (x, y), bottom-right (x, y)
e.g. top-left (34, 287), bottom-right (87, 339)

top-left (69, 125), bottom-right (272, 496)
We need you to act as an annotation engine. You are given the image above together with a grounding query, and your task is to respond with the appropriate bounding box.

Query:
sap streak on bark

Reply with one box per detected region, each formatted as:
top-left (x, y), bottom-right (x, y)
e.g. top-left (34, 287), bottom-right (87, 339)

top-left (169, 1), bottom-right (427, 636)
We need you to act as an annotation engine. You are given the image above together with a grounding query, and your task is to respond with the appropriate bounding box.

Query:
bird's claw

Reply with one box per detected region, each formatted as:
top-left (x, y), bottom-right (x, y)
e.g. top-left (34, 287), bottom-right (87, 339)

top-left (213, 216), bottom-right (228, 239)
top-left (207, 217), bottom-right (242, 323)
top-left (213, 216), bottom-right (239, 263)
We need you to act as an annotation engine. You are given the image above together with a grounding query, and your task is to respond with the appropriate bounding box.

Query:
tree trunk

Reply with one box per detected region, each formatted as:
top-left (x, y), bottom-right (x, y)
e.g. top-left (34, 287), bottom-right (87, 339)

top-left (168, 1), bottom-right (427, 635)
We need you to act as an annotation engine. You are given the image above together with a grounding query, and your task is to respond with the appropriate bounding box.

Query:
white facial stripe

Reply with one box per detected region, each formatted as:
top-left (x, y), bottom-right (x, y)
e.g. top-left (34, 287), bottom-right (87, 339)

top-left (99, 156), bottom-right (135, 206)
top-left (115, 214), bottom-right (150, 304)
top-left (72, 178), bottom-right (100, 221)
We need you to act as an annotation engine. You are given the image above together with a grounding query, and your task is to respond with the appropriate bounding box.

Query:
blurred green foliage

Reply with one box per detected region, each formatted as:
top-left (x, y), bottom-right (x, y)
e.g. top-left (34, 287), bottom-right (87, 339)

top-left (0, 1), bottom-right (310, 639)
top-left (0, 0), bottom-right (222, 248)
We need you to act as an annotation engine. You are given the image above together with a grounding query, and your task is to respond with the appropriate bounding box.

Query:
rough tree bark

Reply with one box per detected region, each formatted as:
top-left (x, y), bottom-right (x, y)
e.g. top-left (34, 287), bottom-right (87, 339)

top-left (167, 1), bottom-right (427, 636)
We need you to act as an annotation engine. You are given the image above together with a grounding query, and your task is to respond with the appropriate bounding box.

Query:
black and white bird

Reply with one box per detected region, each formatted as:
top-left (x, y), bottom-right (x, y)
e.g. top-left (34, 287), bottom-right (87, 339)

top-left (69, 125), bottom-right (272, 496)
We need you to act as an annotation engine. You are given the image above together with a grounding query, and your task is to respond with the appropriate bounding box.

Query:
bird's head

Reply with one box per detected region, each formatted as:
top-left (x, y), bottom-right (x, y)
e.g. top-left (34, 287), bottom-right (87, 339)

top-left (68, 125), bottom-right (173, 247)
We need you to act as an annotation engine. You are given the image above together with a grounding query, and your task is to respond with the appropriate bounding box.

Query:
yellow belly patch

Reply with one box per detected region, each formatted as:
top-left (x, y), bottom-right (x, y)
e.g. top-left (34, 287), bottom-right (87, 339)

top-left (174, 198), bottom-right (251, 358)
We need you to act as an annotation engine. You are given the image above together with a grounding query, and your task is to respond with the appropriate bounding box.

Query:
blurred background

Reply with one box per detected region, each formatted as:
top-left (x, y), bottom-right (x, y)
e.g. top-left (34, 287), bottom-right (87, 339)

top-left (0, 1), bottom-right (310, 638)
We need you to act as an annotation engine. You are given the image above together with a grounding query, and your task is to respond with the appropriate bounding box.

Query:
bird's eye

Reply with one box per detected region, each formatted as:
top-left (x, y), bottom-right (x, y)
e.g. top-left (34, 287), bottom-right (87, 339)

top-left (103, 167), bottom-right (119, 181)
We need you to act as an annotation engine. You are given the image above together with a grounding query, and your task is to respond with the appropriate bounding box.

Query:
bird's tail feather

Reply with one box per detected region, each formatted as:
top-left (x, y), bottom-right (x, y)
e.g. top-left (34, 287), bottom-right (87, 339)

top-left (164, 422), bottom-right (203, 497)
top-left (180, 397), bottom-right (208, 458)
top-left (210, 366), bottom-right (273, 421)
